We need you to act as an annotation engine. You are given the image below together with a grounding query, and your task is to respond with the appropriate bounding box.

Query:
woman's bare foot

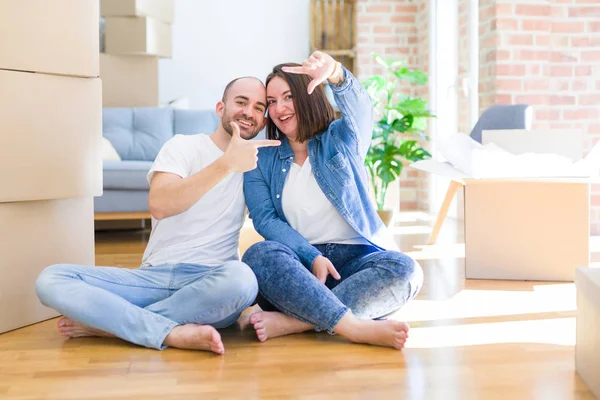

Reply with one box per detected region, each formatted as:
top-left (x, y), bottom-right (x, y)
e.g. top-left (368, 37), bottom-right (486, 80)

top-left (163, 324), bottom-right (224, 355)
top-left (249, 311), bottom-right (313, 342)
top-left (339, 318), bottom-right (410, 350)
top-left (56, 317), bottom-right (114, 338)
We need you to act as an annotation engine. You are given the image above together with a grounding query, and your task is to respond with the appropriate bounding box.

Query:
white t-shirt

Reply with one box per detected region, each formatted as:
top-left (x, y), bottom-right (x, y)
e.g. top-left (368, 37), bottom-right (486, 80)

top-left (282, 158), bottom-right (369, 246)
top-left (141, 134), bottom-right (246, 267)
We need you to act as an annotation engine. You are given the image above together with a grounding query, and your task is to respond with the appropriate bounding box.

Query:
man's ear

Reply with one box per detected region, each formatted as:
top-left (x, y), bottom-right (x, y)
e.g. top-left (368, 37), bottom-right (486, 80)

top-left (215, 101), bottom-right (225, 117)
top-left (260, 116), bottom-right (267, 131)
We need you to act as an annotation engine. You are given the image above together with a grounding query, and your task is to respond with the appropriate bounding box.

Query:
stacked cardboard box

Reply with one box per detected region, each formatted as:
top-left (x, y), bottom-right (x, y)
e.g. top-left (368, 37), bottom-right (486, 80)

top-left (575, 267), bottom-right (600, 399)
top-left (100, 0), bottom-right (175, 107)
top-left (0, 0), bottom-right (101, 333)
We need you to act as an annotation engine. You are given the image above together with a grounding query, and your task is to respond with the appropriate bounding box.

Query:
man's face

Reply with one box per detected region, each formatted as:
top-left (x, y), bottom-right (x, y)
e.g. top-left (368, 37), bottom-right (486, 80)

top-left (218, 79), bottom-right (267, 140)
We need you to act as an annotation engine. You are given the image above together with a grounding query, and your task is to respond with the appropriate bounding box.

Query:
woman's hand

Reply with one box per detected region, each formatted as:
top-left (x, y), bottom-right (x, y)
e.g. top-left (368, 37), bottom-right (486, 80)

top-left (282, 51), bottom-right (339, 95)
top-left (311, 255), bottom-right (341, 284)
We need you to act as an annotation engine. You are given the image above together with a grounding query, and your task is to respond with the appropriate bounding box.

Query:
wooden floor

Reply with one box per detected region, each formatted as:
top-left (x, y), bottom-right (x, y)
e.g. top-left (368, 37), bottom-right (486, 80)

top-left (0, 212), bottom-right (594, 399)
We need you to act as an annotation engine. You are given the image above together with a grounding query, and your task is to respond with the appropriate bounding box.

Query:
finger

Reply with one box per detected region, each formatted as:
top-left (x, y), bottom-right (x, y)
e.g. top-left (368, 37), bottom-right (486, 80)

top-left (308, 54), bottom-right (323, 68)
top-left (328, 264), bottom-right (341, 280)
top-left (230, 121), bottom-right (241, 138)
top-left (281, 65), bottom-right (309, 75)
top-left (307, 78), bottom-right (322, 95)
top-left (317, 272), bottom-right (327, 284)
top-left (312, 51), bottom-right (324, 60)
top-left (254, 139), bottom-right (281, 148)
top-left (302, 60), bottom-right (317, 70)
top-left (313, 51), bottom-right (331, 65)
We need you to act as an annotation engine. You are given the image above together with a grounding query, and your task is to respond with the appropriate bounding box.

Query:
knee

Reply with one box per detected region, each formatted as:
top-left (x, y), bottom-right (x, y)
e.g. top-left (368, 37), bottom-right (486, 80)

top-left (241, 240), bottom-right (293, 274)
top-left (374, 252), bottom-right (424, 299)
top-left (35, 264), bottom-right (71, 305)
top-left (220, 261), bottom-right (258, 301)
top-left (376, 251), bottom-right (419, 276)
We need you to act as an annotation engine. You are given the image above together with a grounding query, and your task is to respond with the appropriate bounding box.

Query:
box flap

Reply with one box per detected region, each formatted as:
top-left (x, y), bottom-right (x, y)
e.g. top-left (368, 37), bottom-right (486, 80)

top-left (410, 129), bottom-right (597, 182)
top-left (482, 129), bottom-right (583, 161)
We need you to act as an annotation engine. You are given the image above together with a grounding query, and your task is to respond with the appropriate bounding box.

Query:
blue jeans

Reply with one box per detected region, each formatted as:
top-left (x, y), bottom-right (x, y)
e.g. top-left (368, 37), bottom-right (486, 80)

top-left (242, 241), bottom-right (423, 333)
top-left (35, 261), bottom-right (258, 350)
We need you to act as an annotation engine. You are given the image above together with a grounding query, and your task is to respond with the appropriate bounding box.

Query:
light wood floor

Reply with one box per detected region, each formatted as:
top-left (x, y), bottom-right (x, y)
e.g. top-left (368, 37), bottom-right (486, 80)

top-left (0, 212), bottom-right (594, 399)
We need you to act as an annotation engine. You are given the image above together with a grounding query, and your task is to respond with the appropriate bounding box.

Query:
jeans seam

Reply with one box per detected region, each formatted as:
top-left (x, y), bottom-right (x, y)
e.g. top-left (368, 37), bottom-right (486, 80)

top-left (69, 271), bottom-right (178, 348)
top-left (323, 306), bottom-right (350, 334)
top-left (155, 321), bottom-right (178, 350)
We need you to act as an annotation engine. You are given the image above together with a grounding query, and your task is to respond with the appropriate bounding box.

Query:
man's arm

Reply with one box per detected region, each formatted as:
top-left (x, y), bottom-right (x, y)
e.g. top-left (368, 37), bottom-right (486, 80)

top-left (149, 122), bottom-right (280, 220)
top-left (148, 157), bottom-right (233, 220)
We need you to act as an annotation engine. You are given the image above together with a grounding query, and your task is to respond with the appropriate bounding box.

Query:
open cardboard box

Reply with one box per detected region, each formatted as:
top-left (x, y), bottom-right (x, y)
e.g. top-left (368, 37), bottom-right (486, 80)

top-left (412, 129), bottom-right (592, 281)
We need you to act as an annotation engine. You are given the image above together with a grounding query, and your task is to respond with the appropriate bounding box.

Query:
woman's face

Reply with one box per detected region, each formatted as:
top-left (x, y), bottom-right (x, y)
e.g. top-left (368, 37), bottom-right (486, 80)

top-left (266, 76), bottom-right (298, 140)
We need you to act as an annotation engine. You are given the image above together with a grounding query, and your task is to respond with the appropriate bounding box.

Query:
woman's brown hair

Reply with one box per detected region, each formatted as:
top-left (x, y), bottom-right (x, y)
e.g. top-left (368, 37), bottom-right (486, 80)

top-left (265, 63), bottom-right (335, 143)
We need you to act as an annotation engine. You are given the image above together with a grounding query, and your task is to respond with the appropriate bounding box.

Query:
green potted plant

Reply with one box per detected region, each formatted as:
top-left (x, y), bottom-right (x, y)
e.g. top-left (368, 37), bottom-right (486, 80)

top-left (362, 55), bottom-right (435, 226)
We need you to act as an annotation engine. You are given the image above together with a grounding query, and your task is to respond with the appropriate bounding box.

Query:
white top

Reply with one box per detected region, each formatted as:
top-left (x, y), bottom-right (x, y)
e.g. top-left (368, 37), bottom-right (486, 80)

top-left (141, 134), bottom-right (246, 267)
top-left (282, 158), bottom-right (369, 246)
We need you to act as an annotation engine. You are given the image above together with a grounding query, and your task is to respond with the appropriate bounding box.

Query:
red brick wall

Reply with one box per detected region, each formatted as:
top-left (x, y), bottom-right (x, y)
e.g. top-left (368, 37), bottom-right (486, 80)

top-left (355, 0), bottom-right (429, 211)
top-left (478, 0), bottom-right (600, 233)
top-left (356, 0), bottom-right (600, 230)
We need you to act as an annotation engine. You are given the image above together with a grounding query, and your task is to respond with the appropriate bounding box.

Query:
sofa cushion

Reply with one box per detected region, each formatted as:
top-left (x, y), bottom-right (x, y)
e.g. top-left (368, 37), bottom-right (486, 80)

top-left (102, 137), bottom-right (121, 161)
top-left (174, 109), bottom-right (220, 135)
top-left (103, 160), bottom-right (153, 190)
top-left (103, 107), bottom-right (174, 161)
top-left (94, 189), bottom-right (150, 213)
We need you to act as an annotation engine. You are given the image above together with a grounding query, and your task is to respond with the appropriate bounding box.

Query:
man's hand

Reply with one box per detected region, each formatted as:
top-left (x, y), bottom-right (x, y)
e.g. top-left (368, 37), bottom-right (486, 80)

top-left (311, 255), bottom-right (341, 284)
top-left (223, 122), bottom-right (280, 173)
top-left (282, 51), bottom-right (338, 94)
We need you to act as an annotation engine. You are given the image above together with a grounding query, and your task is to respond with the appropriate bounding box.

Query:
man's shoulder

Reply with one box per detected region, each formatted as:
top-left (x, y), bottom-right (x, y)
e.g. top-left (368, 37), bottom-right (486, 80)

top-left (167, 133), bottom-right (210, 145)
top-left (162, 133), bottom-right (213, 154)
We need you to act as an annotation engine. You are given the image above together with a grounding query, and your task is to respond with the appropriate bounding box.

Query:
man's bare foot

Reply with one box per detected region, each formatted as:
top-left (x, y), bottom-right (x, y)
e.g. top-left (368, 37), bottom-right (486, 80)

top-left (56, 317), bottom-right (114, 338)
top-left (249, 311), bottom-right (313, 342)
top-left (343, 319), bottom-right (410, 350)
top-left (163, 324), bottom-right (224, 355)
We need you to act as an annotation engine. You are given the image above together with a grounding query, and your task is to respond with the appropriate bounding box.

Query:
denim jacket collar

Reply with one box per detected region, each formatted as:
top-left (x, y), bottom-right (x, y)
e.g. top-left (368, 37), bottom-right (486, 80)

top-left (277, 135), bottom-right (323, 160)
top-left (277, 136), bottom-right (295, 159)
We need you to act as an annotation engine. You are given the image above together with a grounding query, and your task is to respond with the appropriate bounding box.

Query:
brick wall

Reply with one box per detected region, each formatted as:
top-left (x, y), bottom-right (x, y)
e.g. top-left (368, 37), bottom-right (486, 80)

top-left (479, 0), bottom-right (600, 233)
top-left (355, 0), bottom-right (600, 229)
top-left (355, 0), bottom-right (429, 211)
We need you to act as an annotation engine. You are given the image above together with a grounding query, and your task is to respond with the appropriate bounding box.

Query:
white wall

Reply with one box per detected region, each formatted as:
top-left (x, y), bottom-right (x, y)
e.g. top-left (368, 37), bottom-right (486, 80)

top-left (159, 0), bottom-right (310, 110)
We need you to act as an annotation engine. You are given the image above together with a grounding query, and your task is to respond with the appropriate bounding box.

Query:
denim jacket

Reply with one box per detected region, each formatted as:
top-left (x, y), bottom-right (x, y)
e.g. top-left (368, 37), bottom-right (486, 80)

top-left (243, 66), bottom-right (398, 268)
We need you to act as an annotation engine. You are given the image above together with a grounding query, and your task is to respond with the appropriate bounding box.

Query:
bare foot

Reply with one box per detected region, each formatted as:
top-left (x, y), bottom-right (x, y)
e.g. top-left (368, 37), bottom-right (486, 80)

top-left (249, 311), bottom-right (313, 342)
top-left (56, 317), bottom-right (114, 338)
top-left (163, 324), bottom-right (224, 355)
top-left (345, 319), bottom-right (410, 350)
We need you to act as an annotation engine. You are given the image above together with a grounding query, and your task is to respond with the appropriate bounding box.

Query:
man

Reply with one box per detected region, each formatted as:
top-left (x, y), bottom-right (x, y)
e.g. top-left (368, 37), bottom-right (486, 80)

top-left (35, 77), bottom-right (280, 354)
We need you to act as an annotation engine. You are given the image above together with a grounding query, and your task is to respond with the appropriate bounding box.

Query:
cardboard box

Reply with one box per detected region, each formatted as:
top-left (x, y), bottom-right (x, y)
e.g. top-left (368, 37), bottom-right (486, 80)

top-left (0, 70), bottom-right (102, 203)
top-left (413, 130), bottom-right (591, 281)
top-left (0, 0), bottom-right (99, 77)
top-left (104, 16), bottom-right (172, 58)
top-left (101, 0), bottom-right (174, 24)
top-left (0, 197), bottom-right (95, 334)
top-left (575, 267), bottom-right (600, 398)
top-left (100, 53), bottom-right (160, 107)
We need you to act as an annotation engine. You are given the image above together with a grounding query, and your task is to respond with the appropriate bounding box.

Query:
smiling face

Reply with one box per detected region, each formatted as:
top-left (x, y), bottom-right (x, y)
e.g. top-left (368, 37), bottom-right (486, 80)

top-left (266, 76), bottom-right (298, 141)
top-left (217, 77), bottom-right (267, 140)
top-left (264, 63), bottom-right (335, 143)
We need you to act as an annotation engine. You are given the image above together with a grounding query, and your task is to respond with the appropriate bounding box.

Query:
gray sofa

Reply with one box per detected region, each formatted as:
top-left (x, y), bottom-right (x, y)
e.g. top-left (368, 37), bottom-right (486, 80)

top-left (95, 107), bottom-right (220, 217)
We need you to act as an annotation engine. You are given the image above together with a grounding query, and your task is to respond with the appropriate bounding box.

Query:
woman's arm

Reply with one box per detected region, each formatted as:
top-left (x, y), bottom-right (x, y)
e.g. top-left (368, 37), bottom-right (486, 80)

top-left (328, 64), bottom-right (374, 160)
top-left (244, 166), bottom-right (322, 267)
top-left (282, 51), bottom-right (374, 160)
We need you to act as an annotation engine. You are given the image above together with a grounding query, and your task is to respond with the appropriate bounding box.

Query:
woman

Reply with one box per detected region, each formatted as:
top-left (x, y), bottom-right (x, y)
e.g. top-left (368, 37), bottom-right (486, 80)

top-left (242, 51), bottom-right (423, 350)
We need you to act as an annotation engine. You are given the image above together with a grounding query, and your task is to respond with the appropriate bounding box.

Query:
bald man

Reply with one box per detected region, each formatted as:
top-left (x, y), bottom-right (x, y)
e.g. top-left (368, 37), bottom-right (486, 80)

top-left (36, 77), bottom-right (280, 354)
